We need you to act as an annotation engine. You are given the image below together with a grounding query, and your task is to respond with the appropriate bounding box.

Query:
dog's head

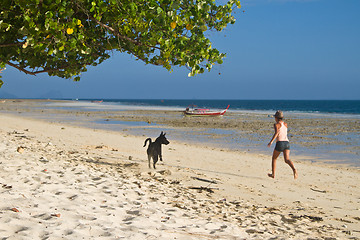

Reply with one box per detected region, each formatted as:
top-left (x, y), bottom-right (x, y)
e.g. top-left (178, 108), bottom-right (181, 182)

top-left (159, 131), bottom-right (170, 145)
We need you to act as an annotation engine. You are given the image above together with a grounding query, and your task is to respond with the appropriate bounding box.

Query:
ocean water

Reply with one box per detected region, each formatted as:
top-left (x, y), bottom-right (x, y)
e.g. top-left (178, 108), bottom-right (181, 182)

top-left (80, 99), bottom-right (360, 116)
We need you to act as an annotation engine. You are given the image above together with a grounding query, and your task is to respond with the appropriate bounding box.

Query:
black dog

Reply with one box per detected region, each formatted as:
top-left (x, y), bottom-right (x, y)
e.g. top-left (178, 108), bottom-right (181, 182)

top-left (143, 132), bottom-right (170, 169)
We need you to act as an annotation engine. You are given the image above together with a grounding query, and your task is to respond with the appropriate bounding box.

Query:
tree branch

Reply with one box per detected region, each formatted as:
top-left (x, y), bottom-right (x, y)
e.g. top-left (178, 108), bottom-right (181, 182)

top-left (6, 62), bottom-right (37, 75)
top-left (91, 17), bottom-right (161, 51)
top-left (6, 61), bottom-right (71, 76)
top-left (73, 0), bottom-right (161, 51)
top-left (90, 17), bottom-right (141, 46)
top-left (0, 42), bottom-right (24, 48)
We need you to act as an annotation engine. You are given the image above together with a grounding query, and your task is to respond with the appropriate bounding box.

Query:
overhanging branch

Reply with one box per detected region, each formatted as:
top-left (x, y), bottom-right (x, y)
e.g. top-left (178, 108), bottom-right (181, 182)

top-left (89, 17), bottom-right (161, 51)
top-left (73, 0), bottom-right (161, 51)
top-left (0, 42), bottom-right (23, 48)
top-left (6, 62), bottom-right (37, 75)
top-left (6, 61), bottom-right (70, 76)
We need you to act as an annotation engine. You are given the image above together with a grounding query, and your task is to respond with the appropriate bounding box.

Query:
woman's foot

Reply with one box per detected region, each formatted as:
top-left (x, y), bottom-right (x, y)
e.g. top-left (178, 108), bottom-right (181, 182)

top-left (293, 170), bottom-right (298, 179)
top-left (268, 173), bottom-right (274, 178)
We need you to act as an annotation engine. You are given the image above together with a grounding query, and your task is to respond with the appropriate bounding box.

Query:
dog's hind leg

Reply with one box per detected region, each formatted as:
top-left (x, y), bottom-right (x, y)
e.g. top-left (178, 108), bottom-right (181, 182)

top-left (148, 155), bottom-right (152, 169)
top-left (153, 155), bottom-right (158, 169)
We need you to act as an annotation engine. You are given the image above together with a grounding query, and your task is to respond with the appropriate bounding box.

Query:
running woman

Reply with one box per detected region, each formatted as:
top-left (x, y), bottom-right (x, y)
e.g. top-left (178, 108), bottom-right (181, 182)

top-left (267, 110), bottom-right (298, 179)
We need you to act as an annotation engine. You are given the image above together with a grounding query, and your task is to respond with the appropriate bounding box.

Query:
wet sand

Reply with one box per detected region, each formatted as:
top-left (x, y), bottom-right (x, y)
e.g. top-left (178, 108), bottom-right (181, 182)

top-left (0, 99), bottom-right (360, 239)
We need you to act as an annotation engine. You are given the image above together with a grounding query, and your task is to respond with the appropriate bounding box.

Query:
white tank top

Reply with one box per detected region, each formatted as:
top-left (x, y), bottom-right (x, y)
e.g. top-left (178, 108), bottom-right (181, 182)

top-left (277, 122), bottom-right (289, 142)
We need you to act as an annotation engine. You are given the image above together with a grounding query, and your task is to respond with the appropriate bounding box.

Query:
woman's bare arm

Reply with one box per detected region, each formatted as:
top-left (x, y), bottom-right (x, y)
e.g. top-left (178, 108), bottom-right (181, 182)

top-left (268, 123), bottom-right (280, 147)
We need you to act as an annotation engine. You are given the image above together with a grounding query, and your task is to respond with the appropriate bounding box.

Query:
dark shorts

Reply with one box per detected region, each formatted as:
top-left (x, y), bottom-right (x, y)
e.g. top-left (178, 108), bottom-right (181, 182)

top-left (275, 141), bottom-right (290, 152)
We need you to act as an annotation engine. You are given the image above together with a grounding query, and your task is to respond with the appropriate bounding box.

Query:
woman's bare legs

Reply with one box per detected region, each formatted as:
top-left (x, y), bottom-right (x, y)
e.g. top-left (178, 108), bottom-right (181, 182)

top-left (283, 149), bottom-right (298, 179)
top-left (268, 150), bottom-right (281, 178)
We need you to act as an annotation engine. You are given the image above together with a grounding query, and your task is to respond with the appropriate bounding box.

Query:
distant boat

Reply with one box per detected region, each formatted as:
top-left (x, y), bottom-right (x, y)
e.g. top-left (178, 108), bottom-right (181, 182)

top-left (184, 105), bottom-right (230, 117)
top-left (91, 100), bottom-right (103, 103)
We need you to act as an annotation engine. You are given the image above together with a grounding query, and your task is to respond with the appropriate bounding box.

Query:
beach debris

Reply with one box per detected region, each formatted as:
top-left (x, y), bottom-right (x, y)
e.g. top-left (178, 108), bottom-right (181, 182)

top-left (126, 210), bottom-right (141, 216)
top-left (161, 216), bottom-right (170, 222)
top-left (17, 146), bottom-right (24, 153)
top-left (2, 184), bottom-right (12, 189)
top-left (39, 157), bottom-right (49, 163)
top-left (170, 180), bottom-right (180, 184)
top-left (246, 229), bottom-right (264, 234)
top-left (123, 163), bottom-right (139, 168)
top-left (281, 215), bottom-right (297, 224)
top-left (11, 208), bottom-right (20, 212)
top-left (51, 213), bottom-right (61, 218)
top-left (173, 202), bottom-right (187, 210)
top-left (68, 150), bottom-right (79, 154)
top-left (310, 188), bottom-right (327, 193)
top-left (133, 181), bottom-right (141, 188)
top-left (191, 177), bottom-right (218, 184)
top-left (42, 169), bottom-right (48, 172)
top-left (336, 218), bottom-right (353, 224)
top-left (128, 156), bottom-right (133, 160)
top-left (14, 133), bottom-right (32, 139)
top-left (10, 130), bottom-right (24, 135)
top-left (289, 214), bottom-right (323, 222)
top-left (189, 186), bottom-right (218, 193)
top-left (189, 176), bottom-right (219, 193)
top-left (157, 170), bottom-right (171, 176)
top-left (68, 195), bottom-right (78, 200)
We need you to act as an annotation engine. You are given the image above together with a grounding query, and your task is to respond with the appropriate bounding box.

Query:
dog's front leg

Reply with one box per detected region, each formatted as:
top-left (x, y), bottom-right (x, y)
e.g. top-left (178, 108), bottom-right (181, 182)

top-left (159, 145), bottom-right (163, 161)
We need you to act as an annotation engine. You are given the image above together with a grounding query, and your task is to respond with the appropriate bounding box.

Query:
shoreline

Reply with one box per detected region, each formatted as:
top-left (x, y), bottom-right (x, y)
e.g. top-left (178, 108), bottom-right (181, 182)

top-left (0, 101), bottom-right (360, 238)
top-left (1, 99), bottom-right (359, 168)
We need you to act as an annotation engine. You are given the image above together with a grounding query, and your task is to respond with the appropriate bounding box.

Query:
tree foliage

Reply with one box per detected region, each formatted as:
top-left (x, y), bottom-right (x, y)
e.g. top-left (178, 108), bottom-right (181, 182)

top-left (0, 0), bottom-right (241, 86)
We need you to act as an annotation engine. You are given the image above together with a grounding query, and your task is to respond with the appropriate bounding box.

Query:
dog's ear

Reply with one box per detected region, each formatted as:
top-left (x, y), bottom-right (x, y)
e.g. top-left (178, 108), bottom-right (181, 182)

top-left (164, 132), bottom-right (166, 136)
top-left (160, 131), bottom-right (164, 136)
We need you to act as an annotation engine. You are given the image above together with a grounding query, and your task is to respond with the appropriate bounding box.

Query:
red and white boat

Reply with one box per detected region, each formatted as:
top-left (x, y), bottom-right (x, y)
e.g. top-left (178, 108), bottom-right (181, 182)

top-left (184, 105), bottom-right (230, 117)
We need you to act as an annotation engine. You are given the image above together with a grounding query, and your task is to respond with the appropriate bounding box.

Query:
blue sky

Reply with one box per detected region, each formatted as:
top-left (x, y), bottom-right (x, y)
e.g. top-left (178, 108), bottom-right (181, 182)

top-left (1, 0), bottom-right (359, 100)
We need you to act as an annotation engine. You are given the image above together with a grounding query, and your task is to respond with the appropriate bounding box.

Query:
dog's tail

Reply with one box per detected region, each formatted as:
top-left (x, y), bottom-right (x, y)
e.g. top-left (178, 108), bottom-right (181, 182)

top-left (143, 138), bottom-right (152, 147)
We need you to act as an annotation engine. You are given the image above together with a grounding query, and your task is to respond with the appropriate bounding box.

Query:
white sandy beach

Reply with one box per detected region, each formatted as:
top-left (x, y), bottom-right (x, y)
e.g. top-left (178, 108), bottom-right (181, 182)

top-left (0, 113), bottom-right (359, 239)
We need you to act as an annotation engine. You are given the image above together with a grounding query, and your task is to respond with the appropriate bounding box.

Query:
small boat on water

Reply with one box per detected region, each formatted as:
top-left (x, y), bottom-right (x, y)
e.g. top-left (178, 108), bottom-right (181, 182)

top-left (91, 100), bottom-right (103, 103)
top-left (184, 105), bottom-right (230, 117)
